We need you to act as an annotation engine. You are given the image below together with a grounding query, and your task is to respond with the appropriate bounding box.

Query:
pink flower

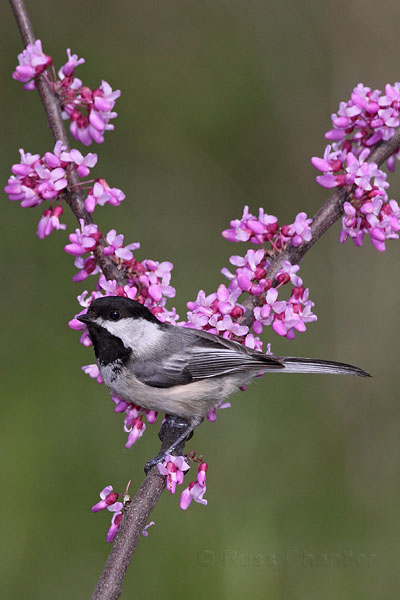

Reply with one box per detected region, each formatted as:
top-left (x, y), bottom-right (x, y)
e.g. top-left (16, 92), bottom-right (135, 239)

top-left (311, 144), bottom-right (345, 173)
top-left (206, 400), bottom-right (231, 422)
top-left (111, 395), bottom-right (130, 413)
top-left (209, 314), bottom-right (249, 338)
top-left (157, 454), bottom-right (190, 494)
top-left (222, 205), bottom-right (278, 245)
top-left (91, 485), bottom-right (122, 513)
top-left (37, 206), bottom-right (66, 239)
top-left (141, 260), bottom-right (175, 302)
top-left (244, 333), bottom-right (263, 351)
top-left (85, 180), bottom-right (125, 212)
top-left (44, 140), bottom-right (69, 169)
top-left (60, 148), bottom-right (97, 177)
top-left (60, 48), bottom-right (85, 77)
top-left (103, 229), bottom-right (140, 261)
top-left (288, 212), bottom-right (312, 247)
top-left (82, 363), bottom-right (103, 384)
top-left (72, 256), bottom-right (100, 282)
top-left (180, 481), bottom-right (208, 510)
top-left (124, 415), bottom-right (146, 448)
top-left (64, 220), bottom-right (100, 256)
top-left (145, 410), bottom-right (158, 424)
top-left (12, 40), bottom-right (52, 89)
top-left (197, 462), bottom-right (208, 487)
top-left (275, 261), bottom-right (303, 287)
top-left (253, 288), bottom-right (286, 333)
top-left (106, 510), bottom-right (123, 543)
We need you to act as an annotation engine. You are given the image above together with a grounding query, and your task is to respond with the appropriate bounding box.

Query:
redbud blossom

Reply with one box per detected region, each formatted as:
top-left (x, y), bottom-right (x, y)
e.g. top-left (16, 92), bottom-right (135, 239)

top-left (13, 42), bottom-right (120, 146)
top-left (124, 416), bottom-right (146, 448)
top-left (37, 206), bottom-right (66, 239)
top-left (157, 455), bottom-right (190, 495)
top-left (91, 486), bottom-right (122, 513)
top-left (312, 82), bottom-right (400, 251)
top-left (12, 40), bottom-right (52, 89)
top-left (180, 482), bottom-right (208, 510)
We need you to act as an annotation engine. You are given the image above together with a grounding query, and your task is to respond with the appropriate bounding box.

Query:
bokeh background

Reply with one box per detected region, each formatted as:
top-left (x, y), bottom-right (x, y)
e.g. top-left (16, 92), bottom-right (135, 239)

top-left (1, 1), bottom-right (400, 598)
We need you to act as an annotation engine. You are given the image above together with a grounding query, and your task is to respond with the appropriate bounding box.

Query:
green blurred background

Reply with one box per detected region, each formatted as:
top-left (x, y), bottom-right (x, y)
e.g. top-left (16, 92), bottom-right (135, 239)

top-left (1, 1), bottom-right (400, 598)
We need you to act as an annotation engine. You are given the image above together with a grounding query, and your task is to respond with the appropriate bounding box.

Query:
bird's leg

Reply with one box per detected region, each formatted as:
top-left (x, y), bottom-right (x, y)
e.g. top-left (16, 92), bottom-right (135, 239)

top-left (157, 415), bottom-right (193, 442)
top-left (144, 415), bottom-right (202, 474)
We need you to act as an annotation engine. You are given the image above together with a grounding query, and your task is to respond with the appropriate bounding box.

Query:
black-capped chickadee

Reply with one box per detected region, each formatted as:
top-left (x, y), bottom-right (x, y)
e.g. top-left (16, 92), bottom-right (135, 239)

top-left (78, 296), bottom-right (369, 469)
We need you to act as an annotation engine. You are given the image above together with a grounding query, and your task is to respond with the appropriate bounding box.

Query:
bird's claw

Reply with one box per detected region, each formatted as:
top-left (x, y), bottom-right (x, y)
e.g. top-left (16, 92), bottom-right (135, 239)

top-left (145, 416), bottom-right (199, 474)
top-left (144, 452), bottom-right (166, 475)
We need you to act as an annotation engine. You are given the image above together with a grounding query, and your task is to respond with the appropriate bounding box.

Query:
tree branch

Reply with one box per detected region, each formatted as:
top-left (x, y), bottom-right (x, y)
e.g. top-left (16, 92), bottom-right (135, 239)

top-left (241, 130), bottom-right (400, 322)
top-left (9, 2), bottom-right (400, 599)
top-left (90, 419), bottom-right (187, 600)
top-left (9, 0), bottom-right (125, 285)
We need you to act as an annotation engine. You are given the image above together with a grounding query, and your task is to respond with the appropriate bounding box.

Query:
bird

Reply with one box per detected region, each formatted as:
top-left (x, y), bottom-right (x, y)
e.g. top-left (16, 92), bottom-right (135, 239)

top-left (78, 296), bottom-right (370, 470)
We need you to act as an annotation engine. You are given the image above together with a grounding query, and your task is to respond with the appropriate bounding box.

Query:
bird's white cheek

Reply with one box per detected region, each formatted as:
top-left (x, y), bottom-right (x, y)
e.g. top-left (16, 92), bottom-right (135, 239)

top-left (96, 317), bottom-right (164, 355)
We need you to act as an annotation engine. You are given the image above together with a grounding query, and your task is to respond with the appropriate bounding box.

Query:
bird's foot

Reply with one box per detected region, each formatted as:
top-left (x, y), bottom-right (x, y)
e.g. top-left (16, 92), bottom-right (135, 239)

top-left (144, 452), bottom-right (167, 474)
top-left (144, 416), bottom-right (200, 474)
top-left (158, 415), bottom-right (192, 442)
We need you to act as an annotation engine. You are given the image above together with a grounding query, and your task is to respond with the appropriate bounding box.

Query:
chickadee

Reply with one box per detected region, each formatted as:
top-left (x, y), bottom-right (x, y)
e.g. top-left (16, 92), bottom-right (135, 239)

top-left (78, 296), bottom-right (369, 469)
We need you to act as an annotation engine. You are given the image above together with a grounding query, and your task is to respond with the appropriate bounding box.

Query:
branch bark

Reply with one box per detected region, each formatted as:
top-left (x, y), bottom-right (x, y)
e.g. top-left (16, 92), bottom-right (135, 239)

top-left (9, 1), bottom-right (400, 599)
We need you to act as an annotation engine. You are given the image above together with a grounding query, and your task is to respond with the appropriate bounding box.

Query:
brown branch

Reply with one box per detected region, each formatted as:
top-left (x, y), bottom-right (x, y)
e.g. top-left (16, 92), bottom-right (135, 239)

top-left (9, 2), bottom-right (400, 599)
top-left (9, 2), bottom-right (184, 598)
top-left (90, 419), bottom-right (187, 600)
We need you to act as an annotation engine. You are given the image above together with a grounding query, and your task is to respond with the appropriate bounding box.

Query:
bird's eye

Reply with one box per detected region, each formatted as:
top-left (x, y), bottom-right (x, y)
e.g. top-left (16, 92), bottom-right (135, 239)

top-left (110, 310), bottom-right (120, 321)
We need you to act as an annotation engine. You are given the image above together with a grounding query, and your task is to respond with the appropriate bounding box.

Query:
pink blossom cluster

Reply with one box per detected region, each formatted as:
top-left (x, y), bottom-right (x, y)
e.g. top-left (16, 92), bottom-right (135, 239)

top-left (5, 142), bottom-right (87, 206)
top-left (65, 223), bottom-right (178, 316)
top-left (312, 83), bottom-right (400, 251)
top-left (253, 262), bottom-right (317, 339)
top-left (185, 285), bottom-right (256, 347)
top-left (91, 484), bottom-right (155, 542)
top-left (4, 141), bottom-right (102, 238)
top-left (222, 205), bottom-right (312, 250)
top-left (184, 207), bottom-right (316, 348)
top-left (157, 456), bottom-right (208, 510)
top-left (5, 142), bottom-right (125, 238)
top-left (12, 42), bottom-right (120, 145)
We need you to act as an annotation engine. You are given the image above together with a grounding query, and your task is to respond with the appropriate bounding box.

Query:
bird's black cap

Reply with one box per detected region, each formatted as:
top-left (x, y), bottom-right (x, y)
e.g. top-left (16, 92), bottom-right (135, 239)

top-left (77, 296), bottom-right (160, 324)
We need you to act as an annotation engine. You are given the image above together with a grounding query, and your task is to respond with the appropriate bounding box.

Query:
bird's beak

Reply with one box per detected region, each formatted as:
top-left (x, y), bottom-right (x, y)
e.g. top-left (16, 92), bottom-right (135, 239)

top-left (77, 313), bottom-right (93, 325)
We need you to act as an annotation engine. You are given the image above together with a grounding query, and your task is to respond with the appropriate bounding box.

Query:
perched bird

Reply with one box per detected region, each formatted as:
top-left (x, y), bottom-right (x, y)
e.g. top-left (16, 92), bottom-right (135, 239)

top-left (78, 296), bottom-right (369, 470)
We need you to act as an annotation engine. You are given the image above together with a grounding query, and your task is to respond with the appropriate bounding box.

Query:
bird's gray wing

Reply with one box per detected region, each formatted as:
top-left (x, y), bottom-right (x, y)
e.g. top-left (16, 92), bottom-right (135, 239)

top-left (134, 327), bottom-right (283, 388)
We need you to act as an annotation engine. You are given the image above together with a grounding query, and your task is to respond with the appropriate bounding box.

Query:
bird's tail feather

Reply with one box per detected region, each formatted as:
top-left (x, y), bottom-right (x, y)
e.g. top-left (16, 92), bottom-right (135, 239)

top-left (276, 357), bottom-right (370, 378)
